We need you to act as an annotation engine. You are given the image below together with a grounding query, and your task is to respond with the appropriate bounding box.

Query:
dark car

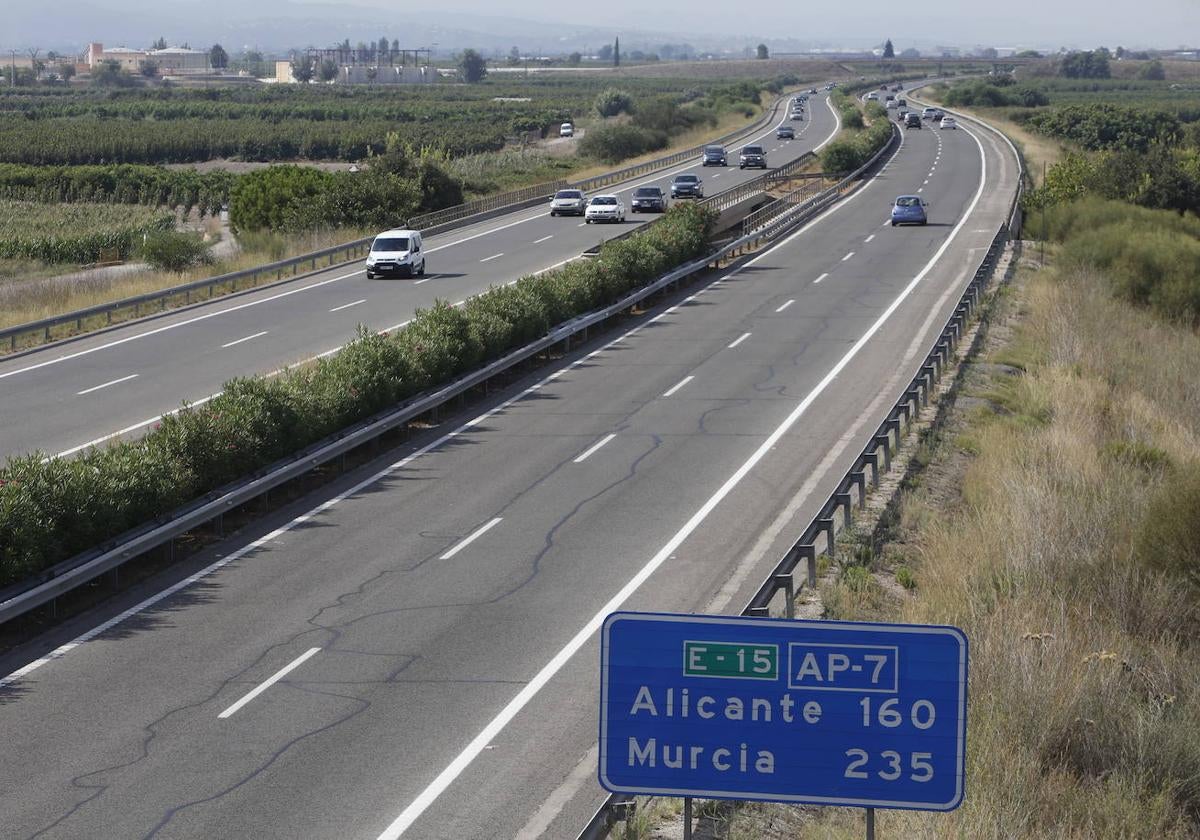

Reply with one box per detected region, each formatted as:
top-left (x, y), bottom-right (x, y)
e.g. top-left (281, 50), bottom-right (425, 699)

top-left (905, 112), bottom-right (922, 129)
top-left (702, 145), bottom-right (727, 166)
top-left (631, 186), bottom-right (667, 213)
top-left (739, 144), bottom-right (768, 169)
top-left (776, 125), bottom-right (796, 139)
top-left (670, 173), bottom-right (704, 199)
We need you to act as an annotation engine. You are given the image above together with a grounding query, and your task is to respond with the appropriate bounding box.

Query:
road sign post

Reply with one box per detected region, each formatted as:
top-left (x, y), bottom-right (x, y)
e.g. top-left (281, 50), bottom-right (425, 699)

top-left (599, 612), bottom-right (968, 818)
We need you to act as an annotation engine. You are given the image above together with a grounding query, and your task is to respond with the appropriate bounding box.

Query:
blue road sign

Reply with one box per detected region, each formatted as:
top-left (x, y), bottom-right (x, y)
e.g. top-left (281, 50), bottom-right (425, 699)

top-left (599, 612), bottom-right (968, 811)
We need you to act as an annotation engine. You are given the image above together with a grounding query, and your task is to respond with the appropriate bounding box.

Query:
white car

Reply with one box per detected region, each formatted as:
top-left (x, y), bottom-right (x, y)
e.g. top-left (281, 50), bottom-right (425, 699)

top-left (550, 189), bottom-right (587, 216)
top-left (560, 122), bottom-right (574, 137)
top-left (365, 229), bottom-right (425, 278)
top-left (940, 117), bottom-right (958, 130)
top-left (584, 194), bottom-right (626, 223)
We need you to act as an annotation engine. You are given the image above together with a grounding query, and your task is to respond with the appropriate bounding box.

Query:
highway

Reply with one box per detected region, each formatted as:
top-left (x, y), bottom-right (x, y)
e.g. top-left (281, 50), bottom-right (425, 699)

top-left (0, 107), bottom-right (1020, 840)
top-left (0, 95), bottom-right (839, 462)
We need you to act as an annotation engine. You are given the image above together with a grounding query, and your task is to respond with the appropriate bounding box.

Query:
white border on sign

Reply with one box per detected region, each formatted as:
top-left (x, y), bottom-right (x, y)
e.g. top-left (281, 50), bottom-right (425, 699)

top-left (598, 612), bottom-right (968, 812)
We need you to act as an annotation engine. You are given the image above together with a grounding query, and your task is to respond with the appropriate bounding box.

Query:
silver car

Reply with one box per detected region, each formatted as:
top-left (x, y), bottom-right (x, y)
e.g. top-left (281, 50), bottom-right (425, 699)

top-left (550, 189), bottom-right (586, 217)
top-left (584, 194), bottom-right (626, 223)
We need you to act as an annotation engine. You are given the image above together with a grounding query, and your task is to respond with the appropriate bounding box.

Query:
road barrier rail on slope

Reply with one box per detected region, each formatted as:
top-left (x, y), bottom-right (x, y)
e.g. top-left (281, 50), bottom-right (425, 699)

top-left (575, 101), bottom-right (1026, 840)
top-left (0, 94), bottom-right (798, 356)
top-left (0, 119), bottom-right (894, 632)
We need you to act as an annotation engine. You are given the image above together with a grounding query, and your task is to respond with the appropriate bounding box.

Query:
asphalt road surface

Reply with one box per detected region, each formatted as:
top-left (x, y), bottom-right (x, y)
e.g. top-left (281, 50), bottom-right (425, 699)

top-left (0, 108), bottom-right (1020, 840)
top-left (0, 96), bottom-right (839, 461)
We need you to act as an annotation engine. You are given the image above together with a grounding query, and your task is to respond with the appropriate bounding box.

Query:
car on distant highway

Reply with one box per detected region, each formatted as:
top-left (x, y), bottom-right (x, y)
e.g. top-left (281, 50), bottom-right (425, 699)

top-left (559, 122), bottom-right (574, 137)
top-left (790, 109), bottom-right (804, 121)
top-left (897, 98), bottom-right (907, 107)
top-left (931, 110), bottom-right (945, 122)
top-left (866, 91), bottom-right (880, 101)
top-left (671, 173), bottom-right (704, 199)
top-left (896, 109), bottom-right (909, 122)
top-left (549, 189), bottom-right (587, 216)
top-left (891, 195), bottom-right (928, 226)
top-left (739, 144), bottom-right (768, 169)
top-left (922, 107), bottom-right (938, 120)
top-left (702, 145), bottom-right (728, 166)
top-left (808, 87), bottom-right (818, 94)
top-left (776, 125), bottom-right (795, 139)
top-left (365, 229), bottom-right (425, 278)
top-left (631, 186), bottom-right (667, 213)
top-left (886, 99), bottom-right (898, 110)
top-left (940, 117), bottom-right (958, 130)
top-left (905, 112), bottom-right (922, 129)
top-left (584, 194), bottom-right (626, 223)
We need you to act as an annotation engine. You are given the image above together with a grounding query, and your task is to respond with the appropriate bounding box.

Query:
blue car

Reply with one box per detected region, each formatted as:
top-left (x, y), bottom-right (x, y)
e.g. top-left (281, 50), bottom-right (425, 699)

top-left (891, 195), bottom-right (927, 226)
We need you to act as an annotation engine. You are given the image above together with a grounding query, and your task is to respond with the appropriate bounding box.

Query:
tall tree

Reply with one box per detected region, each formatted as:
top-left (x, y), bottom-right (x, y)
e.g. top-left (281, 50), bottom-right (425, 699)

top-left (391, 39), bottom-right (399, 54)
top-left (291, 54), bottom-right (315, 83)
top-left (756, 43), bottom-right (769, 60)
top-left (458, 48), bottom-right (487, 83)
top-left (508, 46), bottom-right (521, 66)
top-left (209, 43), bottom-right (228, 69)
top-left (152, 37), bottom-right (167, 50)
top-left (883, 39), bottom-right (895, 59)
top-left (597, 44), bottom-right (613, 61)
top-left (318, 58), bottom-right (338, 82)
top-left (378, 36), bottom-right (390, 57)
top-left (613, 36), bottom-right (620, 67)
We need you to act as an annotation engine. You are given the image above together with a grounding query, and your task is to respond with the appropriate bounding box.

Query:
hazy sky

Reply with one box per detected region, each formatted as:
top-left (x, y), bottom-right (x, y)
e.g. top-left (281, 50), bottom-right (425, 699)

top-left (402, 0), bottom-right (1200, 48)
top-left (7, 0), bottom-right (1200, 51)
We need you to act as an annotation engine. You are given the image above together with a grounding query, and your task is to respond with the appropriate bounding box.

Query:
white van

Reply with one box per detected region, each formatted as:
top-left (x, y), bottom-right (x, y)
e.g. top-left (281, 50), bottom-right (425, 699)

top-left (560, 122), bottom-right (574, 137)
top-left (365, 229), bottom-right (425, 278)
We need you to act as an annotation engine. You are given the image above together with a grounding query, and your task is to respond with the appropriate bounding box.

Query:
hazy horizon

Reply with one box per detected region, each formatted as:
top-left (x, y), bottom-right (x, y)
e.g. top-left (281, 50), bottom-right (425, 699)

top-left (3, 0), bottom-right (1197, 54)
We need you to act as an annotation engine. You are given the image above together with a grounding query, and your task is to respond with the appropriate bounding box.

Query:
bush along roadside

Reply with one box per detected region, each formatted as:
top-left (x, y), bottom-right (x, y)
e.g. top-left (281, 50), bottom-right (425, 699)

top-left (820, 99), bottom-right (894, 174)
top-left (0, 202), bottom-right (717, 588)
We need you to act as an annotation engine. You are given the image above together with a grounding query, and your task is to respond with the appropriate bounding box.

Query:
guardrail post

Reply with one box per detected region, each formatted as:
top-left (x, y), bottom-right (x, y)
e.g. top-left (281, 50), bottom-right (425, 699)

top-left (872, 435), bottom-right (892, 473)
top-left (849, 471), bottom-right (867, 509)
top-left (774, 573), bottom-right (795, 619)
top-left (862, 451), bottom-right (880, 487)
top-left (817, 517), bottom-right (836, 562)
top-left (798, 544), bottom-right (818, 588)
top-left (835, 492), bottom-right (854, 529)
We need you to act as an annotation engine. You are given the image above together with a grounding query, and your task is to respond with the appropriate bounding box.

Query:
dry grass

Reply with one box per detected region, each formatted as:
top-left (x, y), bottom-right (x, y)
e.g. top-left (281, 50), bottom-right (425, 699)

top-left (822, 262), bottom-right (1200, 838)
top-left (0, 227), bottom-right (367, 331)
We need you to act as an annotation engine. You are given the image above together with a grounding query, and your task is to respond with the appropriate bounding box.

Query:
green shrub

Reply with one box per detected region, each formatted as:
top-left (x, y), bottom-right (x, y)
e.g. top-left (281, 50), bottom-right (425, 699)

top-left (578, 124), bottom-right (668, 164)
top-left (140, 230), bottom-right (212, 271)
top-left (594, 88), bottom-right (634, 118)
top-left (0, 202), bottom-right (717, 588)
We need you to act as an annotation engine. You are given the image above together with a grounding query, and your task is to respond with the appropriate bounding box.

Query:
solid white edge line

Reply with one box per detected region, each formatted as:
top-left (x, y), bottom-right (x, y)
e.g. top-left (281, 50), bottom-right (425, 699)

top-left (374, 114), bottom-right (991, 840)
top-left (374, 124), bottom-right (990, 840)
top-left (573, 433), bottom-right (617, 464)
top-left (0, 269), bottom-right (363, 381)
top-left (15, 91), bottom-right (838, 446)
top-left (439, 517), bottom-right (503, 561)
top-left (330, 299), bottom-right (367, 313)
top-left (76, 374), bottom-right (138, 396)
top-left (217, 647), bottom-right (321, 719)
top-left (4, 91), bottom-right (889, 689)
top-left (775, 299), bottom-right (795, 313)
top-left (661, 375), bottom-right (694, 398)
top-left (727, 332), bottom-right (751, 349)
top-left (221, 331), bottom-right (268, 349)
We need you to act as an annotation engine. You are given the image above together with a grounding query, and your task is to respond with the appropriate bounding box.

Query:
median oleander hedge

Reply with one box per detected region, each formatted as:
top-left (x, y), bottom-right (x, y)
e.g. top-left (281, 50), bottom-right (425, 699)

top-left (0, 202), bottom-right (717, 587)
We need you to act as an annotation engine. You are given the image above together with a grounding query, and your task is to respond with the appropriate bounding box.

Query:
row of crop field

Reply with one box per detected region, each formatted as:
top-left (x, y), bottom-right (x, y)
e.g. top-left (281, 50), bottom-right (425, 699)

top-left (0, 200), bottom-right (174, 263)
top-left (0, 163), bottom-right (233, 215)
top-left (0, 203), bottom-right (717, 585)
top-left (0, 76), bottom-right (775, 166)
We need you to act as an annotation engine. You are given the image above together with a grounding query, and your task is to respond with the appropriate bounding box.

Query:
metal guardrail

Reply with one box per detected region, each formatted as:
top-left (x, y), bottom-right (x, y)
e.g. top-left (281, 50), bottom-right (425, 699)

top-left (0, 138), bottom-right (881, 627)
top-left (575, 100), bottom-right (1025, 840)
top-left (0, 95), bottom-right (795, 357)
